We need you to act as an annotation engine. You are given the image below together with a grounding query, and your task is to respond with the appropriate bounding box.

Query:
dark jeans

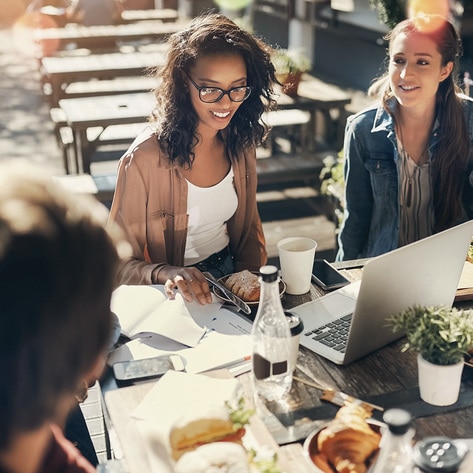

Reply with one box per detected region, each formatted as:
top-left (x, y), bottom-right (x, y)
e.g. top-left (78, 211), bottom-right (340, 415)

top-left (194, 246), bottom-right (235, 278)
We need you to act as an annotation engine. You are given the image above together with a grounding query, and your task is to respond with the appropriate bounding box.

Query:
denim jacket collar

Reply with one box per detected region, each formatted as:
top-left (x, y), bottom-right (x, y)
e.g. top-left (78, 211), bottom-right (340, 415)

top-left (371, 98), bottom-right (396, 134)
top-left (371, 98), bottom-right (442, 155)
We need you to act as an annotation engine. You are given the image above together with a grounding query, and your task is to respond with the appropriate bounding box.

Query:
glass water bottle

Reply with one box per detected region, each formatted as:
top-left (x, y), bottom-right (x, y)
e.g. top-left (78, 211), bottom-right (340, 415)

top-left (370, 408), bottom-right (414, 473)
top-left (251, 265), bottom-right (292, 401)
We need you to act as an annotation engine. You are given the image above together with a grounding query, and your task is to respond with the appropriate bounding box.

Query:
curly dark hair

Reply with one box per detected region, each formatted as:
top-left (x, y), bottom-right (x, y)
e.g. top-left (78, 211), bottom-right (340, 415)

top-left (150, 13), bottom-right (278, 167)
top-left (369, 13), bottom-right (469, 232)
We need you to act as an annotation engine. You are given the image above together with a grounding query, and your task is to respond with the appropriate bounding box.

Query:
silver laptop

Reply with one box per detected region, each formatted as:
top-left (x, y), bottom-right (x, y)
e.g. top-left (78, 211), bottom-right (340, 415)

top-left (292, 220), bottom-right (473, 365)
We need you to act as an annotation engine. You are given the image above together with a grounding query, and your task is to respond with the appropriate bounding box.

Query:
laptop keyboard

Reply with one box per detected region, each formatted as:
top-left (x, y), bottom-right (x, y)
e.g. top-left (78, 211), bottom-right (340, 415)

top-left (303, 314), bottom-right (353, 353)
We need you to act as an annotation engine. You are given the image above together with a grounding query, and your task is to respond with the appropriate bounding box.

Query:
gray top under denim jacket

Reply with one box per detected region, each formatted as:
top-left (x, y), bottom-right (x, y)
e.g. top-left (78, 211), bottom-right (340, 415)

top-left (337, 95), bottom-right (473, 261)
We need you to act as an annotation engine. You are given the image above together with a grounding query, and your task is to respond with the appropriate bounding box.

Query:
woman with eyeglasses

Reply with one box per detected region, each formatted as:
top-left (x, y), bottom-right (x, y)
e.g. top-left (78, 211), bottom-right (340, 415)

top-left (108, 13), bottom-right (278, 304)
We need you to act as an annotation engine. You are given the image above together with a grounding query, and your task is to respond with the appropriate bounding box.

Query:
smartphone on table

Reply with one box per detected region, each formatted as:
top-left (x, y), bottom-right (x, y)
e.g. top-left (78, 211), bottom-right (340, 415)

top-left (311, 259), bottom-right (350, 291)
top-left (112, 354), bottom-right (185, 384)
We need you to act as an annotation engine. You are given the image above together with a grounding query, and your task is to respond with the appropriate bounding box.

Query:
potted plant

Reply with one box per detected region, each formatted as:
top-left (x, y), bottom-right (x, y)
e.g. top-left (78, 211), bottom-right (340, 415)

top-left (271, 48), bottom-right (311, 96)
top-left (388, 305), bottom-right (473, 406)
top-left (319, 151), bottom-right (345, 229)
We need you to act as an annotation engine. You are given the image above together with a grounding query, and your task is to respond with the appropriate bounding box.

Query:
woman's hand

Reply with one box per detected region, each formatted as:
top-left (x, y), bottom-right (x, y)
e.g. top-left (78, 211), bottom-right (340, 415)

top-left (162, 266), bottom-right (213, 305)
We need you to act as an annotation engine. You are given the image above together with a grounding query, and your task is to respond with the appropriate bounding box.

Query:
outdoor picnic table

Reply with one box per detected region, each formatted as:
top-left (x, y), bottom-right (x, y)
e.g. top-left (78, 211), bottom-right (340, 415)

top-left (40, 48), bottom-right (166, 105)
top-left (35, 20), bottom-right (187, 57)
top-left (120, 8), bottom-right (179, 24)
top-left (58, 92), bottom-right (154, 173)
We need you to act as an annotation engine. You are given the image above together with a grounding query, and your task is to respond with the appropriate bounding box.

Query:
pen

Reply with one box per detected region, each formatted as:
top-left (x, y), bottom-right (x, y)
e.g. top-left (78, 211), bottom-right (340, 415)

top-left (212, 355), bottom-right (252, 371)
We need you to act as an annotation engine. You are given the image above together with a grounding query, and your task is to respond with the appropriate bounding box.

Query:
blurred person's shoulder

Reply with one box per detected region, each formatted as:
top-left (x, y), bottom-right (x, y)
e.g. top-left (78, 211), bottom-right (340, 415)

top-left (40, 424), bottom-right (96, 473)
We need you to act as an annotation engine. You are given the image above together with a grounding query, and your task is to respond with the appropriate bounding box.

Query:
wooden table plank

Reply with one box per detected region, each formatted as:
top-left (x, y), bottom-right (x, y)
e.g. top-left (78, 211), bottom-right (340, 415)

top-left (275, 73), bottom-right (351, 150)
top-left (35, 20), bottom-right (186, 57)
top-left (120, 8), bottom-right (179, 24)
top-left (41, 49), bottom-right (166, 105)
top-left (260, 74), bottom-right (353, 151)
top-left (58, 92), bottom-right (154, 173)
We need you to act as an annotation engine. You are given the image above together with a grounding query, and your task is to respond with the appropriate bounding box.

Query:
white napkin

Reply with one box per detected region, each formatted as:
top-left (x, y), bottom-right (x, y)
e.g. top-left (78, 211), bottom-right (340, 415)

top-left (177, 331), bottom-right (252, 373)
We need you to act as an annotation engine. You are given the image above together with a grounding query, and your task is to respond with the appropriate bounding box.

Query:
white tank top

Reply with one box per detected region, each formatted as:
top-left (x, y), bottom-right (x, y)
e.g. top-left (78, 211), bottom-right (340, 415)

top-left (184, 167), bottom-right (238, 266)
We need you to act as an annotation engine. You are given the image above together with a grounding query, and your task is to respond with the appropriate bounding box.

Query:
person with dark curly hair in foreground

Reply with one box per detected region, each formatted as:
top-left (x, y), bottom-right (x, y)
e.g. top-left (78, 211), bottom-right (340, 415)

top-left (0, 162), bottom-right (129, 473)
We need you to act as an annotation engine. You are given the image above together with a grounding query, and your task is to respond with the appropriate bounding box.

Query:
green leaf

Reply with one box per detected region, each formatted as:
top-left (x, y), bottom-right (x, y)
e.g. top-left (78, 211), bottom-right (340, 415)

top-left (387, 305), bottom-right (473, 365)
top-left (369, 0), bottom-right (407, 29)
top-left (225, 397), bottom-right (255, 430)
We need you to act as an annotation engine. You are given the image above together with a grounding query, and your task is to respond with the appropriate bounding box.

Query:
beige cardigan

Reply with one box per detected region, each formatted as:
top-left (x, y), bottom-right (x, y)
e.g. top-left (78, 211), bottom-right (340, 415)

top-left (108, 130), bottom-right (268, 284)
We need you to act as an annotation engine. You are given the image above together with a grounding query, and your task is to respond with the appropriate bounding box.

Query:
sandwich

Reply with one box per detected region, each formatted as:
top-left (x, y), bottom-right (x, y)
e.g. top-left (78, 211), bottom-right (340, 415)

top-left (169, 398), bottom-right (254, 461)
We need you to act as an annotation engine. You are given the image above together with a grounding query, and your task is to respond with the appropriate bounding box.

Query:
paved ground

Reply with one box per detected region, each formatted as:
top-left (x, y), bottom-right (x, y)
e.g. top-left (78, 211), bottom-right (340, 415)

top-left (1, 25), bottom-right (64, 174)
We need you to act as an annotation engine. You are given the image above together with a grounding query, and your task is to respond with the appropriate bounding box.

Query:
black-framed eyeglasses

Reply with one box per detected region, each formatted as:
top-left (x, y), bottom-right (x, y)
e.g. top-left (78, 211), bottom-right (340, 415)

top-left (186, 74), bottom-right (252, 103)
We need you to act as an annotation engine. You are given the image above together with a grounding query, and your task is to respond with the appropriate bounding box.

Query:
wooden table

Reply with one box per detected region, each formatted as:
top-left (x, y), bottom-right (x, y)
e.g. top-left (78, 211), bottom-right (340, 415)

top-left (35, 20), bottom-right (185, 57)
top-left (41, 48), bottom-right (166, 105)
top-left (281, 266), bottom-right (473, 442)
top-left (120, 8), bottom-right (179, 24)
top-left (58, 92), bottom-right (155, 173)
top-left (275, 74), bottom-right (352, 151)
top-left (102, 264), bottom-right (473, 472)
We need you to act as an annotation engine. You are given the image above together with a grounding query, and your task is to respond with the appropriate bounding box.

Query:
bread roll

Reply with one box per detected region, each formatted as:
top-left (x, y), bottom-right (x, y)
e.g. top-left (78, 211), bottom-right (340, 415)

top-left (174, 442), bottom-right (250, 473)
top-left (224, 270), bottom-right (260, 302)
top-left (316, 404), bottom-right (381, 473)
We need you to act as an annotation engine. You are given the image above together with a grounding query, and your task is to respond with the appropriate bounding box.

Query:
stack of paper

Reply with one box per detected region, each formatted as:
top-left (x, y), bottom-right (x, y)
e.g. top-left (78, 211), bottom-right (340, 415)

top-left (109, 285), bottom-right (253, 374)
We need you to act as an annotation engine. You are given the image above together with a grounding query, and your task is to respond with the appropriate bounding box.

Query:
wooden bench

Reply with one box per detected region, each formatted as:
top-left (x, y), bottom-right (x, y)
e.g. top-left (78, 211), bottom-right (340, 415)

top-left (49, 106), bottom-right (148, 173)
top-left (53, 173), bottom-right (116, 205)
top-left (263, 109), bottom-right (311, 153)
top-left (43, 76), bottom-right (157, 104)
top-left (50, 105), bottom-right (310, 174)
top-left (256, 150), bottom-right (333, 187)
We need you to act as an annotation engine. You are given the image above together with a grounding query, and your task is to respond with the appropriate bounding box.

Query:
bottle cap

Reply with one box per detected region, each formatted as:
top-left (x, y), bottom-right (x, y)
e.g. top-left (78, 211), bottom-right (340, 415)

top-left (413, 437), bottom-right (468, 472)
top-left (382, 408), bottom-right (412, 435)
top-left (259, 265), bottom-right (279, 283)
top-left (284, 311), bottom-right (304, 336)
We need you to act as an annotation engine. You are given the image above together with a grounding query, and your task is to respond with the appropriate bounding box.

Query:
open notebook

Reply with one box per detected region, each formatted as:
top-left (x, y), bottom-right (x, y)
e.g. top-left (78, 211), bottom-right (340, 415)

top-left (292, 220), bottom-right (473, 365)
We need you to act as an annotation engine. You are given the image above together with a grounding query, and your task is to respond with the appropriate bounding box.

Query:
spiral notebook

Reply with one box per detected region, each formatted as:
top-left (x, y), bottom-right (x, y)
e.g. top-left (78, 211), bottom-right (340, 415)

top-left (292, 220), bottom-right (473, 365)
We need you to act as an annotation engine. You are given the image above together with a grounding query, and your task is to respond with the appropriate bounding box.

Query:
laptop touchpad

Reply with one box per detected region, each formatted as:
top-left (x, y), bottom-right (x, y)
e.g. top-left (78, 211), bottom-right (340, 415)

top-left (292, 283), bottom-right (359, 328)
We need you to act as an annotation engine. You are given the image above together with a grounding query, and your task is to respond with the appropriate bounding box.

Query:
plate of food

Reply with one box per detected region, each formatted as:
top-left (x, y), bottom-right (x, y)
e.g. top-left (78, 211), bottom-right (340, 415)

top-left (303, 404), bottom-right (382, 473)
top-left (212, 270), bottom-right (286, 306)
top-left (170, 396), bottom-right (282, 473)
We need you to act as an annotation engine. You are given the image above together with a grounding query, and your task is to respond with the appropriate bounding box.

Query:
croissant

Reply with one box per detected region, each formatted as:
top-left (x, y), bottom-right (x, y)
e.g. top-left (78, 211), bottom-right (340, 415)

top-left (224, 270), bottom-right (260, 302)
top-left (317, 404), bottom-right (381, 473)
